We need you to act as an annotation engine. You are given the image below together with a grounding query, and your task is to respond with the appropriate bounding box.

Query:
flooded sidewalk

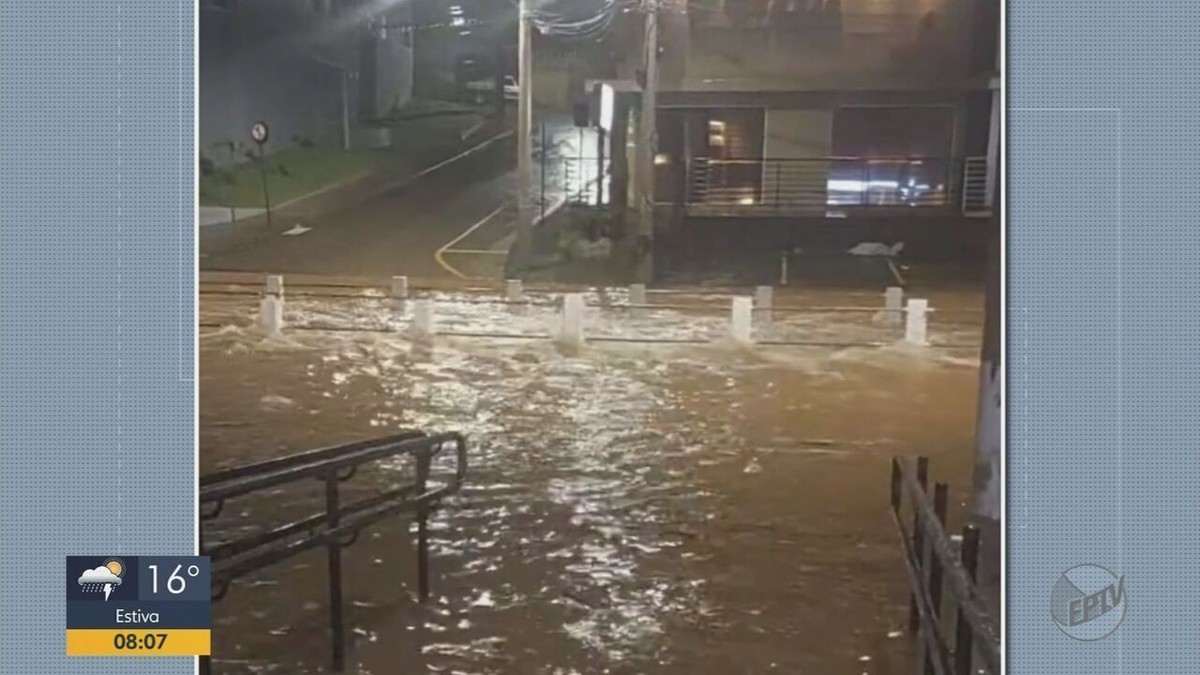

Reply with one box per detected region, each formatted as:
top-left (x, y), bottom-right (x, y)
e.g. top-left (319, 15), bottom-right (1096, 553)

top-left (200, 286), bottom-right (984, 674)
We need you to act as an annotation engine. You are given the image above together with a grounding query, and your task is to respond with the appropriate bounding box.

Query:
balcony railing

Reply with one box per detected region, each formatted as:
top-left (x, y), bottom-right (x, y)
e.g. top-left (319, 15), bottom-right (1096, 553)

top-left (961, 156), bottom-right (991, 216)
top-left (664, 156), bottom-right (990, 217)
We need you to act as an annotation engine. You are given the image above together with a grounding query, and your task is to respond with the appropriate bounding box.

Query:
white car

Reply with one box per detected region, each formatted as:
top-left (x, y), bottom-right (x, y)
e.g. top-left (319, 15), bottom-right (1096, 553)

top-left (465, 75), bottom-right (518, 103)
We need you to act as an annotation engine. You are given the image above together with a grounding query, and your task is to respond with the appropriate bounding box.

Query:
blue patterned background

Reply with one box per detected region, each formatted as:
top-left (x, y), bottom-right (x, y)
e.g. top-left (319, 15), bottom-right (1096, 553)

top-left (0, 0), bottom-right (195, 673)
top-left (1009, 0), bottom-right (1200, 672)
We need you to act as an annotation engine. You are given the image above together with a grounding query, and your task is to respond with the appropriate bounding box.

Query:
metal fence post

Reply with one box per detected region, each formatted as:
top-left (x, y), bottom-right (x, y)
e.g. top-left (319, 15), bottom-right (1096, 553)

top-left (415, 449), bottom-right (432, 603)
top-left (923, 482), bottom-right (949, 675)
top-left (955, 525), bottom-right (981, 675)
top-left (325, 475), bottom-right (346, 672)
top-left (908, 456), bottom-right (930, 631)
top-left (890, 458), bottom-right (902, 511)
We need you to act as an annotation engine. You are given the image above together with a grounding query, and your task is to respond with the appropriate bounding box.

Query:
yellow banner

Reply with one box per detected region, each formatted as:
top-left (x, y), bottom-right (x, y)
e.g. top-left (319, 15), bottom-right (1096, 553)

top-left (66, 629), bottom-right (211, 656)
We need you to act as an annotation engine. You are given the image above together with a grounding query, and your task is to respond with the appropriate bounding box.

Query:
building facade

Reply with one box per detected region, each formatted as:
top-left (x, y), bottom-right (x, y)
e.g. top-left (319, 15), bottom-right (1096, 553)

top-left (584, 0), bottom-right (1000, 280)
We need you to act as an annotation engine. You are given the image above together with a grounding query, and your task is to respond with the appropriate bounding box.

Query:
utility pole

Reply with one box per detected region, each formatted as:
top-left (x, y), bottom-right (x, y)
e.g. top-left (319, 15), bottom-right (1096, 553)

top-left (970, 150), bottom-right (1002, 615)
top-left (971, 25), bottom-right (1003, 615)
top-left (510, 0), bottom-right (535, 275)
top-left (635, 0), bottom-right (659, 282)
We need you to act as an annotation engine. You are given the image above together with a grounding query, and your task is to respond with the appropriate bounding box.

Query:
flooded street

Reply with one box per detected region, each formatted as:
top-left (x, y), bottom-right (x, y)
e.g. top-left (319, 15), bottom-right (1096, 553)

top-left (200, 283), bottom-right (984, 674)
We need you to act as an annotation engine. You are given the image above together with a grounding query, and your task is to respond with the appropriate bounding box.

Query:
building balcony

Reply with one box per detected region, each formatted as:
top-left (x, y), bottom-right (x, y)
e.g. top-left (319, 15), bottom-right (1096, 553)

top-left (655, 155), bottom-right (992, 217)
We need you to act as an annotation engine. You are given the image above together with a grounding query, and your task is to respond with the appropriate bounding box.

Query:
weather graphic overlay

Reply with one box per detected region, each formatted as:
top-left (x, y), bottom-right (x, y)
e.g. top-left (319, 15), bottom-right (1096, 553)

top-left (78, 558), bottom-right (126, 601)
top-left (66, 556), bottom-right (212, 656)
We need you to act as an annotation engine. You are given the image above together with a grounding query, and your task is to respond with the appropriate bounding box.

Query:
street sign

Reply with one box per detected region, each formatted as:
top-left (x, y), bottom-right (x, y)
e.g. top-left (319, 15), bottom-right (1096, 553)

top-left (249, 120), bottom-right (273, 228)
top-left (250, 120), bottom-right (269, 145)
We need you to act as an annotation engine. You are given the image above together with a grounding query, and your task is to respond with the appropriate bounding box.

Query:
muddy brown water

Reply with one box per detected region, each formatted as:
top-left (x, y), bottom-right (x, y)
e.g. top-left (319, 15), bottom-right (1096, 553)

top-left (200, 286), bottom-right (984, 674)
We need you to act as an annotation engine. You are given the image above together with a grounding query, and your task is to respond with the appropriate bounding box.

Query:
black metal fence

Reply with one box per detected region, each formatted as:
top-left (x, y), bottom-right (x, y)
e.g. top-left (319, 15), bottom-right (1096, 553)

top-left (199, 430), bottom-right (468, 673)
top-left (890, 456), bottom-right (1000, 675)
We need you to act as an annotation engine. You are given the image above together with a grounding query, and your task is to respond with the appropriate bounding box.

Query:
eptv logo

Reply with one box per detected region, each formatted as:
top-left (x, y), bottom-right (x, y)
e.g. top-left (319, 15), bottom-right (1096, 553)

top-left (1050, 564), bottom-right (1127, 641)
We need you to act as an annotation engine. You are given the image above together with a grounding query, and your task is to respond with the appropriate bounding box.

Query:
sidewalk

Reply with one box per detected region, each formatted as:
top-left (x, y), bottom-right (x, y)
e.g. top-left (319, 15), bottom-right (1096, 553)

top-left (199, 206), bottom-right (264, 228)
top-left (199, 110), bottom-right (503, 227)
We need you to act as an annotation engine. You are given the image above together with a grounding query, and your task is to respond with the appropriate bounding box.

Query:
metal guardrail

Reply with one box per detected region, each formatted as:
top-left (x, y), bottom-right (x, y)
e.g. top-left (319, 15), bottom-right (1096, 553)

top-left (961, 157), bottom-right (991, 216)
top-left (667, 156), bottom-right (990, 217)
top-left (198, 431), bottom-right (468, 673)
top-left (890, 456), bottom-right (1000, 675)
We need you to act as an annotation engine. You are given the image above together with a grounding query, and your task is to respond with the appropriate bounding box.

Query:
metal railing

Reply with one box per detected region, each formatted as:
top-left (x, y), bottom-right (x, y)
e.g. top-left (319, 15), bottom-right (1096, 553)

top-left (671, 156), bottom-right (990, 216)
top-left (961, 156), bottom-right (991, 216)
top-left (199, 430), bottom-right (468, 673)
top-left (890, 456), bottom-right (1000, 675)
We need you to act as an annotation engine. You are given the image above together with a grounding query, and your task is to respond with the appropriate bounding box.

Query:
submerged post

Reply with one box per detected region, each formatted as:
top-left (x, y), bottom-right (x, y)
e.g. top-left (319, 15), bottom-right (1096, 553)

top-left (259, 295), bottom-right (284, 335)
top-left (885, 286), bottom-right (904, 326)
top-left (629, 283), bottom-right (647, 306)
top-left (730, 297), bottom-right (753, 344)
top-left (390, 275), bottom-right (409, 301)
top-left (629, 283), bottom-right (647, 318)
top-left (755, 285), bottom-right (774, 327)
top-left (558, 293), bottom-right (586, 346)
top-left (411, 299), bottom-right (434, 342)
top-left (505, 278), bottom-right (523, 303)
top-left (904, 298), bottom-right (929, 345)
top-left (415, 448), bottom-right (431, 603)
top-left (265, 274), bottom-right (284, 297)
top-left (324, 475), bottom-right (346, 672)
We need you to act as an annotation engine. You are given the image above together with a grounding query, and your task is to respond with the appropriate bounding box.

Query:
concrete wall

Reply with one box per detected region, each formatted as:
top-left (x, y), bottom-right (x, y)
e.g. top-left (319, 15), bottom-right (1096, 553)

top-left (200, 8), bottom-right (344, 163)
top-left (199, 1), bottom-right (412, 165)
top-left (657, 213), bottom-right (987, 283)
top-left (369, 21), bottom-right (415, 115)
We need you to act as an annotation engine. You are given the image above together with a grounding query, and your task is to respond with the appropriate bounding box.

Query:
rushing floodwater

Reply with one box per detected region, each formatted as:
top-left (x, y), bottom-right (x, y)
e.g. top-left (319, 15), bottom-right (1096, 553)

top-left (200, 285), bottom-right (983, 674)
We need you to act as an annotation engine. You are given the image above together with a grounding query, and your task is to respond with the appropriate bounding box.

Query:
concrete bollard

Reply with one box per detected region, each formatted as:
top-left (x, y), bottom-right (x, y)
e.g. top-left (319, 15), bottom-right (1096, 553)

top-left (904, 298), bottom-right (929, 346)
top-left (505, 278), bottom-right (523, 303)
top-left (558, 293), bottom-right (586, 346)
top-left (629, 283), bottom-right (647, 318)
top-left (730, 297), bottom-right (754, 344)
top-left (411, 299), bottom-right (435, 342)
top-left (885, 286), bottom-right (904, 326)
top-left (629, 283), bottom-right (647, 306)
top-left (259, 295), bottom-right (284, 335)
top-left (390, 276), bottom-right (409, 300)
top-left (265, 274), bottom-right (284, 297)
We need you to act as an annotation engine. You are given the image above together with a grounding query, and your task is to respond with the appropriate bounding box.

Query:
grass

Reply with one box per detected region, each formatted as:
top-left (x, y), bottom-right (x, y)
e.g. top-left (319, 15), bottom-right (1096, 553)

top-left (199, 112), bottom-right (498, 208)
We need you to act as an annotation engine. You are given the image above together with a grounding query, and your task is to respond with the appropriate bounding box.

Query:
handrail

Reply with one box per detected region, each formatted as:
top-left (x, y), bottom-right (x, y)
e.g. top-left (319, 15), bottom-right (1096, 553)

top-left (890, 456), bottom-right (1001, 675)
top-left (199, 431), bottom-right (468, 673)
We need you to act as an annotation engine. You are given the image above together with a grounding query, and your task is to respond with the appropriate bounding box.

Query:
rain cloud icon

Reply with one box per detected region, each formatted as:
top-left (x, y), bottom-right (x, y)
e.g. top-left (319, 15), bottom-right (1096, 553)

top-left (77, 558), bottom-right (125, 601)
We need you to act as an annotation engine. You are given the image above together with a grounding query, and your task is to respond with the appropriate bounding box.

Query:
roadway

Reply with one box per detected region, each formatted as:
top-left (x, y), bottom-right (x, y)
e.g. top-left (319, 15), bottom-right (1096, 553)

top-left (200, 136), bottom-right (519, 280)
top-left (200, 113), bottom-right (588, 281)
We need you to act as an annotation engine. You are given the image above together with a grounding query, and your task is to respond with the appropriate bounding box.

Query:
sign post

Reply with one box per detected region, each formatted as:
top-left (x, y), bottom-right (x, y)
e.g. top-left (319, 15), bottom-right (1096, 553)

top-left (250, 120), bottom-right (272, 229)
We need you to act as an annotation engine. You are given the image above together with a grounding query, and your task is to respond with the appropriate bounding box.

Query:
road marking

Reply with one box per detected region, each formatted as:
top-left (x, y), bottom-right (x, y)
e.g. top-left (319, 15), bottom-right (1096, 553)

top-left (435, 204), bottom-right (508, 279)
top-left (432, 179), bottom-right (572, 280)
top-left (442, 248), bottom-right (509, 255)
top-left (412, 130), bottom-right (514, 180)
top-left (366, 128), bottom-right (515, 200)
top-left (281, 223), bottom-right (312, 236)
